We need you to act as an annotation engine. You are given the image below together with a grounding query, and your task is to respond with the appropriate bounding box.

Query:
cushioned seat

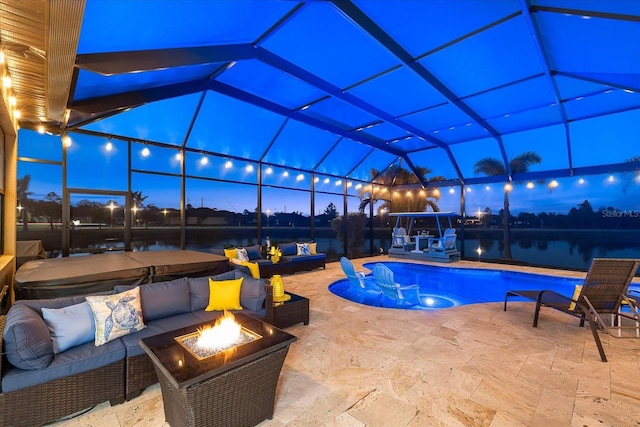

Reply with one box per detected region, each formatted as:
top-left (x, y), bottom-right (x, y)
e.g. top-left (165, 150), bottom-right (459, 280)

top-left (2, 338), bottom-right (125, 392)
top-left (121, 312), bottom-right (202, 358)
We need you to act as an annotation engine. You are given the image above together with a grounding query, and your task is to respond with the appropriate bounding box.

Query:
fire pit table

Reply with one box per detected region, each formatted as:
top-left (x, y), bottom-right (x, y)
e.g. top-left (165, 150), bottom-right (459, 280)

top-left (139, 313), bottom-right (297, 427)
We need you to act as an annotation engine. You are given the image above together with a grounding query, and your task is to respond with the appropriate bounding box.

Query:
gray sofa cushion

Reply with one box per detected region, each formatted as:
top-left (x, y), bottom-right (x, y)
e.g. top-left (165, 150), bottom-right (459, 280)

top-left (113, 277), bottom-right (191, 322)
top-left (3, 303), bottom-right (54, 370)
top-left (239, 275), bottom-right (267, 312)
top-left (279, 242), bottom-right (297, 256)
top-left (243, 245), bottom-right (262, 260)
top-left (139, 277), bottom-right (191, 321)
top-left (1, 338), bottom-right (125, 392)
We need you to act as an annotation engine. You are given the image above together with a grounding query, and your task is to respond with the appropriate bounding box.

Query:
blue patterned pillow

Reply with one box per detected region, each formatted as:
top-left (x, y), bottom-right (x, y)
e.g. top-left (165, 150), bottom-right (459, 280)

top-left (86, 287), bottom-right (145, 346)
top-left (296, 243), bottom-right (310, 255)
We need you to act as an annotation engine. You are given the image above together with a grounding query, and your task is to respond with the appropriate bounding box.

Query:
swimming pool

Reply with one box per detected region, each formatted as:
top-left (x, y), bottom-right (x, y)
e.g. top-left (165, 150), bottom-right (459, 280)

top-left (328, 261), bottom-right (640, 310)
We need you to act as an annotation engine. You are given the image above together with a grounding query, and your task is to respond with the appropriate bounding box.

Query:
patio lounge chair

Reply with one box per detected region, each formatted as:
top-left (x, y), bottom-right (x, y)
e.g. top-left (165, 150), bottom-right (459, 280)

top-left (504, 258), bottom-right (640, 362)
top-left (429, 228), bottom-right (457, 252)
top-left (339, 257), bottom-right (377, 291)
top-left (391, 227), bottom-right (408, 247)
top-left (372, 263), bottom-right (421, 307)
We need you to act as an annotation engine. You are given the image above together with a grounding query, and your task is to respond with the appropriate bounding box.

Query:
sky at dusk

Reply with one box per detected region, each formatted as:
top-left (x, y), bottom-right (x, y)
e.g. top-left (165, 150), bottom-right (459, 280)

top-left (16, 118), bottom-right (640, 220)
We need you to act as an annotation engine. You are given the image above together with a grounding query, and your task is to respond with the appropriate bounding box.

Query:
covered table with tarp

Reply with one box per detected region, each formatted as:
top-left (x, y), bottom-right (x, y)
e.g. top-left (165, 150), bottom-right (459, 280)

top-left (14, 250), bottom-right (229, 300)
top-left (16, 240), bottom-right (47, 269)
top-left (124, 250), bottom-right (228, 282)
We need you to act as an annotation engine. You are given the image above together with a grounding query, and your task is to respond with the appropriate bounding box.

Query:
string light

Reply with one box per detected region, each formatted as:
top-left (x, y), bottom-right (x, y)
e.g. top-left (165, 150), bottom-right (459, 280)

top-left (141, 146), bottom-right (150, 157)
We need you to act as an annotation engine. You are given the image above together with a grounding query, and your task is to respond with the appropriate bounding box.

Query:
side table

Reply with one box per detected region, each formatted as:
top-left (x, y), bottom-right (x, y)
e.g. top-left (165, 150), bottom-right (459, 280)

top-left (272, 292), bottom-right (309, 328)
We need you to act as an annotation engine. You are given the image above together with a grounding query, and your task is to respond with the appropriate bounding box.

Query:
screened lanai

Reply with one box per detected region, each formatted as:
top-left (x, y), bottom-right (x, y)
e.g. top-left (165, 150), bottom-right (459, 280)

top-left (1, 0), bottom-right (640, 270)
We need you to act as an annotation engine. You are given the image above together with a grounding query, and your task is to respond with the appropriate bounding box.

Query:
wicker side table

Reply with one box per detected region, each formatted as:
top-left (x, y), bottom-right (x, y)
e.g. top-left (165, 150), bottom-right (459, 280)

top-left (272, 292), bottom-right (309, 329)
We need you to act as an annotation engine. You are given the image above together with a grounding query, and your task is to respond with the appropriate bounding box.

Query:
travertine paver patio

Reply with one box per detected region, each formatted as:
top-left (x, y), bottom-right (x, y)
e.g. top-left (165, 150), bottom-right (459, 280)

top-left (51, 257), bottom-right (640, 427)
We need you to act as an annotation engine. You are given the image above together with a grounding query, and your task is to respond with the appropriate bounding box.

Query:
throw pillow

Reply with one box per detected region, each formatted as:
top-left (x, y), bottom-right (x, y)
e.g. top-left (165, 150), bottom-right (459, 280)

top-left (42, 301), bottom-right (96, 354)
top-left (308, 242), bottom-right (317, 255)
top-left (86, 287), bottom-right (145, 346)
top-left (138, 277), bottom-right (191, 321)
top-left (244, 245), bottom-right (262, 260)
top-left (240, 260), bottom-right (261, 279)
top-left (296, 242), bottom-right (310, 255)
top-left (224, 248), bottom-right (238, 260)
top-left (236, 247), bottom-right (249, 262)
top-left (3, 303), bottom-right (54, 370)
top-left (240, 276), bottom-right (267, 312)
top-left (279, 242), bottom-right (297, 256)
top-left (206, 277), bottom-right (244, 311)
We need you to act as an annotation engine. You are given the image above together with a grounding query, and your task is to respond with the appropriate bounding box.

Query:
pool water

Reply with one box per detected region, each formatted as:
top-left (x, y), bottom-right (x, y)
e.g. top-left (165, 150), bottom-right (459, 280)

top-left (328, 261), bottom-right (640, 310)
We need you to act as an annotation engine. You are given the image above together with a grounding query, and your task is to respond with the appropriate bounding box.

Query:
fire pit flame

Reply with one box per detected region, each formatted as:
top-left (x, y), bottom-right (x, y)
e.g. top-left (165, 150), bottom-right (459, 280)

top-left (197, 310), bottom-right (241, 349)
top-left (175, 311), bottom-right (262, 360)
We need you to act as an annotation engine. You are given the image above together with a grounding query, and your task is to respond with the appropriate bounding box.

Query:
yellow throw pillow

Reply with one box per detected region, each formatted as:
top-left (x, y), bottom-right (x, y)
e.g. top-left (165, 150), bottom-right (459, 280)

top-left (240, 261), bottom-right (260, 279)
top-left (308, 242), bottom-right (317, 255)
top-left (568, 284), bottom-right (583, 311)
top-left (206, 277), bottom-right (243, 311)
top-left (224, 248), bottom-right (237, 260)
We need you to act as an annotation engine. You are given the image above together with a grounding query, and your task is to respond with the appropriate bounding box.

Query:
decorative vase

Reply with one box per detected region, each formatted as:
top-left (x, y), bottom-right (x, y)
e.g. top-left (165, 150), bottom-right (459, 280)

top-left (271, 275), bottom-right (290, 302)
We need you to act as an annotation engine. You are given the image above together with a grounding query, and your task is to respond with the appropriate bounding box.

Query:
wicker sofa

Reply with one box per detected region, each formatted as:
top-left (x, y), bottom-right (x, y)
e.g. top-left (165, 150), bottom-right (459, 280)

top-left (220, 242), bottom-right (326, 278)
top-left (0, 269), bottom-right (273, 427)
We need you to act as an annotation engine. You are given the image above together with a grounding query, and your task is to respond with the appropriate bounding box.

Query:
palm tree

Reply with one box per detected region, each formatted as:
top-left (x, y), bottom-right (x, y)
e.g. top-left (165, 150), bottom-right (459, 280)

top-left (473, 151), bottom-right (541, 259)
top-left (17, 175), bottom-right (33, 232)
top-left (358, 165), bottom-right (444, 215)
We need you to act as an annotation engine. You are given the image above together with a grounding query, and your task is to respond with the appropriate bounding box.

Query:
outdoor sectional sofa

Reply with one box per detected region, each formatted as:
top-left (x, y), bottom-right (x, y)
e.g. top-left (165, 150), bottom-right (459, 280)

top-left (0, 269), bottom-right (273, 427)
top-left (218, 242), bottom-right (326, 278)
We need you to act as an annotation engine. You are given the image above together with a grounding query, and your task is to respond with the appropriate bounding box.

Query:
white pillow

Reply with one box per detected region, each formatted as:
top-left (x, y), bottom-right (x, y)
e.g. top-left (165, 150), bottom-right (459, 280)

top-left (236, 247), bottom-right (249, 262)
top-left (296, 243), bottom-right (310, 255)
top-left (86, 287), bottom-right (145, 346)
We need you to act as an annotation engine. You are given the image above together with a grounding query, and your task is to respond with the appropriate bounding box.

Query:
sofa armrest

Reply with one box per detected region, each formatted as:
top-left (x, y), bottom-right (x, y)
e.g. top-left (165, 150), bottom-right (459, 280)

top-left (263, 282), bottom-right (274, 325)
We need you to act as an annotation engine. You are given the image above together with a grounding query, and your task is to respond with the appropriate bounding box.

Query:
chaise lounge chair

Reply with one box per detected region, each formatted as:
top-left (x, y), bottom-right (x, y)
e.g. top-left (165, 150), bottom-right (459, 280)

top-left (372, 263), bottom-right (421, 307)
top-left (504, 258), bottom-right (640, 362)
top-left (428, 228), bottom-right (457, 252)
top-left (339, 257), bottom-right (377, 291)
